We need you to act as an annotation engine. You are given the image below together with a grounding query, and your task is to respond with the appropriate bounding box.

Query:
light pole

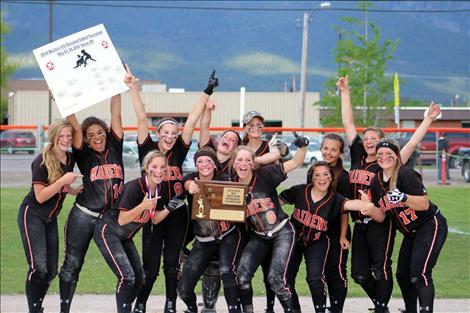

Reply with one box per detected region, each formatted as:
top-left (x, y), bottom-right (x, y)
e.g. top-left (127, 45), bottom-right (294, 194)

top-left (299, 2), bottom-right (331, 129)
top-left (48, 0), bottom-right (54, 125)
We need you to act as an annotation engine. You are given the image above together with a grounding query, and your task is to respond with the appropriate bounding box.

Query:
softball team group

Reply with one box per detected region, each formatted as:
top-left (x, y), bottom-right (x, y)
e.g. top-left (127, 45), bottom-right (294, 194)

top-left (18, 68), bottom-right (447, 313)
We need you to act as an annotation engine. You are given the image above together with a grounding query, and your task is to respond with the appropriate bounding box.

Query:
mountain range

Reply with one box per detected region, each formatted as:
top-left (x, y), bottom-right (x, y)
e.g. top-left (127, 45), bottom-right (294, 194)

top-left (2, 1), bottom-right (469, 105)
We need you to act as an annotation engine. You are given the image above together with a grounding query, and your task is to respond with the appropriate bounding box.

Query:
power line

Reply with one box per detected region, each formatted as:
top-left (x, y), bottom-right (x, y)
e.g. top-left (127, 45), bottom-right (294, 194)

top-left (3, 0), bottom-right (470, 13)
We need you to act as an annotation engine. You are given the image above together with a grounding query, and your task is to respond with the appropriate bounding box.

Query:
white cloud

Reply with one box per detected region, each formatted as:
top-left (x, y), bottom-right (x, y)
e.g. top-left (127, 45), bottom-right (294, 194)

top-left (225, 51), bottom-right (334, 77)
top-left (8, 52), bottom-right (37, 69)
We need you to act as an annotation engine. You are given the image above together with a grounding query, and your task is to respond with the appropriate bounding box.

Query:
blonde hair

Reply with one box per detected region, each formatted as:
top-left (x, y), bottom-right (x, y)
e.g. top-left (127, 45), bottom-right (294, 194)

top-left (380, 139), bottom-right (402, 190)
top-left (141, 150), bottom-right (167, 173)
top-left (229, 145), bottom-right (258, 177)
top-left (42, 120), bottom-right (72, 183)
top-left (363, 127), bottom-right (385, 139)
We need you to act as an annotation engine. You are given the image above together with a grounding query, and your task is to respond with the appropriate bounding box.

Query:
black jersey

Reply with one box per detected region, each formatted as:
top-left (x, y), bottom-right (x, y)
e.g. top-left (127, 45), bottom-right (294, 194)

top-left (22, 152), bottom-right (75, 220)
top-left (201, 138), bottom-right (231, 174)
top-left (138, 133), bottom-right (189, 202)
top-left (73, 129), bottom-right (124, 214)
top-left (327, 169), bottom-right (351, 238)
top-left (254, 140), bottom-right (270, 157)
top-left (104, 177), bottom-right (164, 240)
top-left (348, 135), bottom-right (380, 221)
top-left (239, 163), bottom-right (288, 233)
top-left (280, 185), bottom-right (346, 247)
top-left (370, 166), bottom-right (438, 235)
top-left (183, 172), bottom-right (233, 238)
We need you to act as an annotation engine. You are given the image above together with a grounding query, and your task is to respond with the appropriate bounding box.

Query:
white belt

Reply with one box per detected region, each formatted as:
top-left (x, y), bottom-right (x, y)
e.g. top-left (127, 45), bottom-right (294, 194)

top-left (355, 217), bottom-right (372, 224)
top-left (76, 203), bottom-right (102, 218)
top-left (196, 225), bottom-right (236, 243)
top-left (254, 218), bottom-right (289, 237)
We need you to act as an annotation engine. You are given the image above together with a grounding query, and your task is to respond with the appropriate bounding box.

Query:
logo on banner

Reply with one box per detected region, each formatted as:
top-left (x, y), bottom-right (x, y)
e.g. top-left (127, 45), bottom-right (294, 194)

top-left (73, 49), bottom-right (97, 69)
top-left (46, 62), bottom-right (55, 71)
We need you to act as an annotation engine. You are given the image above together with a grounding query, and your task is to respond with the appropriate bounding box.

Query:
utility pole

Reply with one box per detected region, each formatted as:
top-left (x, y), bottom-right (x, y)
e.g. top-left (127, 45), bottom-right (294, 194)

top-left (299, 11), bottom-right (310, 129)
top-left (299, 2), bottom-right (331, 129)
top-left (48, 0), bottom-right (54, 125)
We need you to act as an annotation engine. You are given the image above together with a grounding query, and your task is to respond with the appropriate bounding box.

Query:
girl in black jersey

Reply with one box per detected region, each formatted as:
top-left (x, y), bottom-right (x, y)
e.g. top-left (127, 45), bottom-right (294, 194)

top-left (18, 120), bottom-right (82, 313)
top-left (338, 75), bottom-right (442, 313)
top-left (93, 151), bottom-right (184, 313)
top-left (126, 66), bottom-right (218, 313)
top-left (231, 136), bottom-right (308, 313)
top-left (178, 148), bottom-right (244, 313)
top-left (280, 161), bottom-right (368, 313)
top-left (59, 93), bottom-right (124, 313)
top-left (200, 100), bottom-right (242, 174)
top-left (319, 134), bottom-right (351, 313)
top-left (241, 110), bottom-right (290, 312)
top-left (351, 140), bottom-right (447, 313)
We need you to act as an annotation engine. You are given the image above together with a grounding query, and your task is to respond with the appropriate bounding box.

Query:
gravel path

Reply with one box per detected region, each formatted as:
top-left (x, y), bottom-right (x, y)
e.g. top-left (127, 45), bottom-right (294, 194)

top-left (1, 294), bottom-right (469, 313)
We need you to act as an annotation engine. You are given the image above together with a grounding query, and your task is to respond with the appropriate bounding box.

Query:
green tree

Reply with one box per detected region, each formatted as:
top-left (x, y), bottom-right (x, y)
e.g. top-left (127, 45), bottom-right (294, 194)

top-left (316, 2), bottom-right (398, 127)
top-left (1, 13), bottom-right (17, 124)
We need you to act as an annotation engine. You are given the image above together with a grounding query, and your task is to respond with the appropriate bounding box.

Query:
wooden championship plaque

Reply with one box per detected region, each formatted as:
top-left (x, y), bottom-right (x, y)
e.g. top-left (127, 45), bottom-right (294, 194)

top-left (191, 180), bottom-right (248, 223)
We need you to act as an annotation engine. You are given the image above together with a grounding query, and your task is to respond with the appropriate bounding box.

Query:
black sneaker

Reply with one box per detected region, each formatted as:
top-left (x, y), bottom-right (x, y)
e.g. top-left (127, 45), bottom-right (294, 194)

top-left (132, 302), bottom-right (146, 313)
top-left (164, 299), bottom-right (177, 313)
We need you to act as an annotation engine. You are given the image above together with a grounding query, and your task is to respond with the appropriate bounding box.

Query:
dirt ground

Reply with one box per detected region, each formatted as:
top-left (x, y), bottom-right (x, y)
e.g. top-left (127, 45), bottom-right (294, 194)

top-left (1, 294), bottom-right (469, 313)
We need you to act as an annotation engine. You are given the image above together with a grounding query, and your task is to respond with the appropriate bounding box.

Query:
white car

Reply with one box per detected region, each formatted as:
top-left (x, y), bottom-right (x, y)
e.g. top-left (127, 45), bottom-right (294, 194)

top-left (289, 140), bottom-right (323, 166)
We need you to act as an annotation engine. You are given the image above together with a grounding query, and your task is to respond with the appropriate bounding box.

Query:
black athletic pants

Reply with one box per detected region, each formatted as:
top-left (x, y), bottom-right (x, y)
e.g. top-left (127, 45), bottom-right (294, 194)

top-left (351, 219), bottom-right (396, 312)
top-left (289, 236), bottom-right (330, 313)
top-left (59, 204), bottom-right (100, 313)
top-left (325, 225), bottom-right (351, 312)
top-left (178, 227), bottom-right (244, 312)
top-left (93, 221), bottom-right (145, 313)
top-left (18, 204), bottom-right (58, 313)
top-left (396, 212), bottom-right (447, 313)
top-left (238, 221), bottom-right (296, 312)
top-left (134, 205), bottom-right (189, 307)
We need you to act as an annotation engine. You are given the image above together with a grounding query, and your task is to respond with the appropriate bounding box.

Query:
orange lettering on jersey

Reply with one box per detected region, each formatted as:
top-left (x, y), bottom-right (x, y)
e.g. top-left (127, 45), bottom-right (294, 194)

top-left (219, 221), bottom-right (231, 232)
top-left (165, 166), bottom-right (183, 181)
top-left (349, 169), bottom-right (376, 186)
top-left (378, 195), bottom-right (405, 212)
top-left (246, 198), bottom-right (275, 216)
top-left (293, 208), bottom-right (328, 231)
top-left (90, 164), bottom-right (124, 181)
top-left (133, 210), bottom-right (151, 224)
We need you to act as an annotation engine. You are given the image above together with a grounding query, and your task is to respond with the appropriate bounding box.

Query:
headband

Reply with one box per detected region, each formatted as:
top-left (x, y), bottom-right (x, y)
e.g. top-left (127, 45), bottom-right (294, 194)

top-left (376, 141), bottom-right (400, 156)
top-left (157, 119), bottom-right (177, 131)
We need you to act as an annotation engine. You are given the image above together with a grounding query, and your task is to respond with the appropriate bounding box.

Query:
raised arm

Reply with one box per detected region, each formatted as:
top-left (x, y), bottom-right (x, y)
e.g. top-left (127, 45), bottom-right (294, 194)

top-left (124, 64), bottom-right (149, 144)
top-left (199, 101), bottom-right (216, 148)
top-left (338, 76), bottom-right (357, 144)
top-left (66, 114), bottom-right (83, 149)
top-left (400, 102), bottom-right (440, 164)
top-left (283, 135), bottom-right (309, 173)
top-left (181, 70), bottom-right (218, 145)
top-left (110, 93), bottom-right (123, 139)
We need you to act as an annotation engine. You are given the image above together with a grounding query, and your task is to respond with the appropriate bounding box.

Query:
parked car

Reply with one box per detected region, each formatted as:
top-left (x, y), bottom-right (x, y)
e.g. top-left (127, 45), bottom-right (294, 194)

top-left (182, 139), bottom-right (197, 175)
top-left (417, 132), bottom-right (470, 168)
top-left (458, 147), bottom-right (470, 183)
top-left (122, 142), bottom-right (140, 168)
top-left (0, 130), bottom-right (36, 154)
top-left (289, 140), bottom-right (323, 166)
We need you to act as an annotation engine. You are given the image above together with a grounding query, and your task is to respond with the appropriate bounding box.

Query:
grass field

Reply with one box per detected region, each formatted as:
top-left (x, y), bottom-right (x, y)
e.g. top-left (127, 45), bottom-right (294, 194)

top-left (1, 186), bottom-right (469, 298)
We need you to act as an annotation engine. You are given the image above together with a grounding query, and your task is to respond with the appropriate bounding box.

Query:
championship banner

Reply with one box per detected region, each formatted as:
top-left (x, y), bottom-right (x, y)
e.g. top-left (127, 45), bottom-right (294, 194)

top-left (33, 24), bottom-right (129, 117)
